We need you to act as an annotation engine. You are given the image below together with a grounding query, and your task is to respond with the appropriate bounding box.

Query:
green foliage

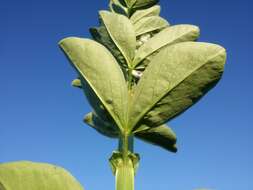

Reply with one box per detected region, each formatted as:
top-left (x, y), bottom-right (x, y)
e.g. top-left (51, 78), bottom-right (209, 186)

top-left (60, 0), bottom-right (226, 153)
top-left (133, 24), bottom-right (200, 68)
top-left (130, 5), bottom-right (160, 24)
top-left (98, 11), bottom-right (136, 67)
top-left (59, 1), bottom-right (227, 189)
top-left (0, 1), bottom-right (227, 189)
top-left (59, 38), bottom-right (128, 132)
top-left (84, 112), bottom-right (177, 152)
top-left (124, 0), bottom-right (137, 8)
top-left (134, 124), bottom-right (177, 152)
top-left (0, 161), bottom-right (83, 190)
top-left (133, 16), bottom-right (169, 37)
top-left (132, 0), bottom-right (159, 9)
top-left (128, 42), bottom-right (226, 130)
top-left (84, 112), bottom-right (119, 138)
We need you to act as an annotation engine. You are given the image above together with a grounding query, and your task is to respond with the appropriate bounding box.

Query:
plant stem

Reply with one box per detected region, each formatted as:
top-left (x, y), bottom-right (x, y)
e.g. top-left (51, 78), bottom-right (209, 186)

top-left (116, 134), bottom-right (135, 190)
top-left (115, 155), bottom-right (134, 190)
top-left (118, 134), bottom-right (134, 160)
top-left (127, 69), bottom-right (133, 90)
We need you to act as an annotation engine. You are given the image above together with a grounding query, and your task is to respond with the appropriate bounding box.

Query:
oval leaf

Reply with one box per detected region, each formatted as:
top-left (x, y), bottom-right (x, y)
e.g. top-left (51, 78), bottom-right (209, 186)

top-left (130, 5), bottom-right (160, 24)
top-left (99, 11), bottom-right (136, 66)
top-left (109, 0), bottom-right (128, 16)
top-left (71, 78), bottom-right (119, 129)
top-left (128, 42), bottom-right (226, 130)
top-left (133, 24), bottom-right (200, 67)
top-left (72, 78), bottom-right (82, 88)
top-left (124, 0), bottom-right (137, 8)
top-left (84, 112), bottom-right (119, 138)
top-left (133, 0), bottom-right (159, 9)
top-left (59, 37), bottom-right (128, 131)
top-left (135, 124), bottom-right (177, 152)
top-left (0, 161), bottom-right (83, 190)
top-left (133, 16), bottom-right (169, 37)
top-left (83, 113), bottom-right (176, 153)
top-left (90, 26), bottom-right (128, 70)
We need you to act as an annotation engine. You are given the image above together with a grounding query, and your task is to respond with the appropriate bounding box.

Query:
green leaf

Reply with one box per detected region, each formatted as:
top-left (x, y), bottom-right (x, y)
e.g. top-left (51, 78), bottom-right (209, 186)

top-left (133, 0), bottom-right (159, 9)
top-left (71, 79), bottom-right (117, 130)
top-left (135, 124), bottom-right (177, 152)
top-left (133, 16), bottom-right (169, 37)
top-left (0, 161), bottom-right (83, 190)
top-left (83, 112), bottom-right (176, 152)
top-left (128, 42), bottom-right (226, 130)
top-left (59, 37), bottom-right (128, 131)
top-left (0, 182), bottom-right (6, 190)
top-left (130, 5), bottom-right (160, 24)
top-left (90, 26), bottom-right (128, 70)
top-left (133, 25), bottom-right (200, 68)
top-left (72, 78), bottom-right (82, 88)
top-left (84, 112), bottom-right (119, 138)
top-left (124, 0), bottom-right (137, 8)
top-left (109, 0), bottom-right (128, 16)
top-left (84, 113), bottom-right (177, 152)
top-left (99, 11), bottom-right (136, 67)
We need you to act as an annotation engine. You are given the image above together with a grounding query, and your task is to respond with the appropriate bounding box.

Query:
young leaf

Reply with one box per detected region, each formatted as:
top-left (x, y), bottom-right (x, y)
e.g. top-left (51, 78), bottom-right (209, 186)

top-left (130, 5), bottom-right (160, 24)
top-left (128, 42), bottom-right (226, 131)
top-left (124, 0), bottom-right (137, 8)
top-left (59, 37), bottom-right (128, 131)
top-left (134, 124), bottom-right (177, 152)
top-left (71, 78), bottom-right (118, 129)
top-left (84, 113), bottom-right (177, 153)
top-left (109, 0), bottom-right (128, 16)
top-left (133, 25), bottom-right (200, 68)
top-left (72, 78), bottom-right (82, 88)
top-left (0, 161), bottom-right (84, 190)
top-left (99, 11), bottom-right (136, 67)
top-left (90, 26), bottom-right (129, 70)
top-left (84, 112), bottom-right (119, 138)
top-left (133, 0), bottom-right (159, 9)
top-left (83, 111), bottom-right (177, 152)
top-left (133, 16), bottom-right (169, 37)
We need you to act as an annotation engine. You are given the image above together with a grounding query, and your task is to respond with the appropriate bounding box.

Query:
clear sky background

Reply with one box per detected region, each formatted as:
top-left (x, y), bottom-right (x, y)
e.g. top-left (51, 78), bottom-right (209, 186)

top-left (0, 0), bottom-right (252, 190)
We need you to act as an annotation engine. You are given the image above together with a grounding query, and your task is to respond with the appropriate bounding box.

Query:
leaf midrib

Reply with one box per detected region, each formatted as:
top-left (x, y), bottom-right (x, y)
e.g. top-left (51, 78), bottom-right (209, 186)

top-left (60, 42), bottom-right (125, 132)
top-left (101, 12), bottom-right (133, 67)
top-left (129, 48), bottom-right (225, 130)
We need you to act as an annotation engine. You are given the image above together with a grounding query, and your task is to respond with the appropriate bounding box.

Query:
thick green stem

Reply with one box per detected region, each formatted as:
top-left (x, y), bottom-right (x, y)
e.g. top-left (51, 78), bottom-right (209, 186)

top-left (110, 135), bottom-right (139, 190)
top-left (118, 134), bottom-right (134, 160)
top-left (117, 135), bottom-right (134, 190)
top-left (115, 156), bottom-right (135, 190)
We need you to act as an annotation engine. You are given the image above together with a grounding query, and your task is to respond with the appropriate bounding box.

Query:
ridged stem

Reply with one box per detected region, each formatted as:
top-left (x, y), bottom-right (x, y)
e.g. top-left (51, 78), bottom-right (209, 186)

top-left (118, 134), bottom-right (134, 190)
top-left (115, 155), bottom-right (135, 190)
top-left (110, 135), bottom-right (139, 190)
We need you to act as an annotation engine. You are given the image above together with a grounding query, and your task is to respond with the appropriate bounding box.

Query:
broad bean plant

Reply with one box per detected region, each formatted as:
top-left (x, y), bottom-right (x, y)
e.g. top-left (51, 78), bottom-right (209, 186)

top-left (0, 0), bottom-right (226, 190)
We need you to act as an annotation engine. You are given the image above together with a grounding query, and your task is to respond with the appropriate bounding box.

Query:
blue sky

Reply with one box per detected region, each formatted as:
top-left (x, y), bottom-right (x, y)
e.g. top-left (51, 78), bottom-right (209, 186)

top-left (0, 0), bottom-right (252, 190)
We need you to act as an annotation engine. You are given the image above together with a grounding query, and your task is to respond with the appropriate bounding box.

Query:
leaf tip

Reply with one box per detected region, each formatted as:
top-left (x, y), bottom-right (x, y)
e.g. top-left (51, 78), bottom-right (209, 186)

top-left (72, 78), bottom-right (82, 88)
top-left (171, 144), bottom-right (178, 153)
top-left (83, 112), bottom-right (93, 124)
top-left (58, 37), bottom-right (81, 51)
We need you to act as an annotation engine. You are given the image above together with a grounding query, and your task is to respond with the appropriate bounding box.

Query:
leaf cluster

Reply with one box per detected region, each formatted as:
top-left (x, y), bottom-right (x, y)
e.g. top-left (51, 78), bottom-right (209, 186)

top-left (59, 0), bottom-right (226, 153)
